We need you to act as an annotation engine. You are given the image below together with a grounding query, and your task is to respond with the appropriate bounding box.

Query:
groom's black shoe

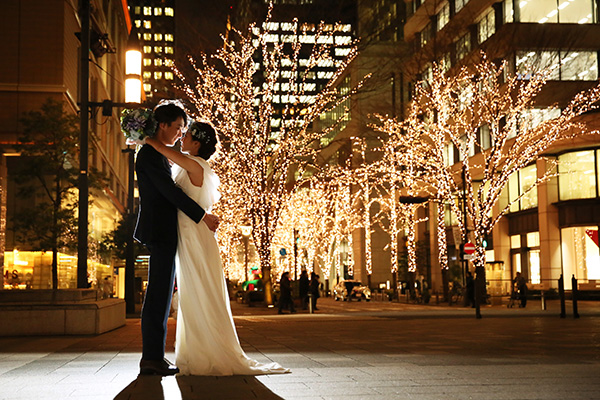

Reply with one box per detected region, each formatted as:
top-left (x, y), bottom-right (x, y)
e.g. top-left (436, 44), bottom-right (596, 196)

top-left (139, 358), bottom-right (180, 376)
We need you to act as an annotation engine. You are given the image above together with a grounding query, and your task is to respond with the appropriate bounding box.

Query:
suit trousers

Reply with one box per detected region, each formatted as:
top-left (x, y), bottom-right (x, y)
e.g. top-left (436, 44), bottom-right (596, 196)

top-left (141, 241), bottom-right (178, 361)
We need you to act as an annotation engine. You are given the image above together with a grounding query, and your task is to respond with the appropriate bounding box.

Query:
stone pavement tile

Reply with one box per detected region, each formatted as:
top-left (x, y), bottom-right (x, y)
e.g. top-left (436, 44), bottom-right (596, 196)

top-left (307, 367), bottom-right (372, 377)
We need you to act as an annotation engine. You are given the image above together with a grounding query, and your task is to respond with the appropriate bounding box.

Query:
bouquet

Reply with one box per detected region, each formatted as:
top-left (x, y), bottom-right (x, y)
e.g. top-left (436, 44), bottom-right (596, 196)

top-left (120, 108), bottom-right (157, 145)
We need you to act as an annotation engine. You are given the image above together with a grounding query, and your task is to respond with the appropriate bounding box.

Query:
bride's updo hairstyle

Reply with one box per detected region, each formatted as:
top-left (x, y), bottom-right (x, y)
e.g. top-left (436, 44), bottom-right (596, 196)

top-left (188, 121), bottom-right (217, 160)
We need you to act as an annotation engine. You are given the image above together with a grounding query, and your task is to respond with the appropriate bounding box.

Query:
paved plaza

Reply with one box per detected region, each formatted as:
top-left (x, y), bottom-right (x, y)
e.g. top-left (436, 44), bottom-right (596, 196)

top-left (0, 298), bottom-right (599, 400)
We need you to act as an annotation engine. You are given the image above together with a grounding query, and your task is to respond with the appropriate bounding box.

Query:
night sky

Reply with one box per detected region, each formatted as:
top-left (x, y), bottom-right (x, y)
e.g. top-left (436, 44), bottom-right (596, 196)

top-left (175, 0), bottom-right (235, 58)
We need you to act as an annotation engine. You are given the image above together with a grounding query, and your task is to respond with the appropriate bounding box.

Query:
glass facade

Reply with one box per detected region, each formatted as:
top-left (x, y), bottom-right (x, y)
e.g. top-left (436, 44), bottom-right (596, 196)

top-left (561, 226), bottom-right (600, 285)
top-left (3, 250), bottom-right (112, 290)
top-left (517, 51), bottom-right (598, 81)
top-left (508, 164), bottom-right (538, 212)
top-left (519, 0), bottom-right (595, 24)
top-left (558, 150), bottom-right (598, 200)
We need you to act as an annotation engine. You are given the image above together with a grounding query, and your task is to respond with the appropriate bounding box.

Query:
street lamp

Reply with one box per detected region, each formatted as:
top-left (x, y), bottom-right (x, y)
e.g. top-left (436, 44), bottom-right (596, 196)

top-left (240, 226), bottom-right (252, 283)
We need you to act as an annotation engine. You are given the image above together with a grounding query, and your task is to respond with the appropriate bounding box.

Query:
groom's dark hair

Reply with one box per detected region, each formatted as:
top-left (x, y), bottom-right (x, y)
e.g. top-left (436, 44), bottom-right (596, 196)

top-left (153, 103), bottom-right (187, 126)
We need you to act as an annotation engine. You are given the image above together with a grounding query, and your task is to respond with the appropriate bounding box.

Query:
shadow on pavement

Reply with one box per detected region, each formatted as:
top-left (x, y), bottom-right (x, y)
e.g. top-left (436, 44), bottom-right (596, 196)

top-left (114, 374), bottom-right (284, 399)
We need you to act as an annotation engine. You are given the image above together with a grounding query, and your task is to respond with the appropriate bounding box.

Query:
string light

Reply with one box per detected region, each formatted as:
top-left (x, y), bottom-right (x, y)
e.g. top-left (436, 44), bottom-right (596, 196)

top-left (173, 5), bottom-right (363, 303)
top-left (372, 53), bottom-right (600, 270)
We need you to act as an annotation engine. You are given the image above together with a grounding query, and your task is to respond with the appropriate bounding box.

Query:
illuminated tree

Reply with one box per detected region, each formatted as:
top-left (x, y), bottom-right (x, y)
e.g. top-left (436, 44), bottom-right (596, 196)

top-left (176, 8), bottom-right (363, 305)
top-left (373, 54), bottom-right (600, 272)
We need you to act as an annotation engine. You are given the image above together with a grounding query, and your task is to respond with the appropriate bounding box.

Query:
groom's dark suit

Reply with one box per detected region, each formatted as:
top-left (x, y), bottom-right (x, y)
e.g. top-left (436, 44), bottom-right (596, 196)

top-left (134, 144), bottom-right (205, 362)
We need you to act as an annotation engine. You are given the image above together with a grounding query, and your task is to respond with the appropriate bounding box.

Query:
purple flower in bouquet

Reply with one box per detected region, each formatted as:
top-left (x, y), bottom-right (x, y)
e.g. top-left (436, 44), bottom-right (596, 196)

top-left (120, 108), bottom-right (157, 143)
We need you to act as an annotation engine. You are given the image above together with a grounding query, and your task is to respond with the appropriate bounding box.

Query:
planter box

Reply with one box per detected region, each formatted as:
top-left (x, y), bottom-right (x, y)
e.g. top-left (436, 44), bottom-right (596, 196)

top-left (0, 289), bottom-right (126, 336)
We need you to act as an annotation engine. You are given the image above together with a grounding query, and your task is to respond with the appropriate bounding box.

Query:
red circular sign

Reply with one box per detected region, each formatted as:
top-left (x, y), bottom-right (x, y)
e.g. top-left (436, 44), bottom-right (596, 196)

top-left (464, 242), bottom-right (476, 255)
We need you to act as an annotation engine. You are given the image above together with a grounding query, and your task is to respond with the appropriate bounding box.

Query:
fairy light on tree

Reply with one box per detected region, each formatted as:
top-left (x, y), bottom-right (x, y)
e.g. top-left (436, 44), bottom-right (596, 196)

top-left (175, 6), bottom-right (365, 305)
top-left (373, 53), bottom-right (600, 275)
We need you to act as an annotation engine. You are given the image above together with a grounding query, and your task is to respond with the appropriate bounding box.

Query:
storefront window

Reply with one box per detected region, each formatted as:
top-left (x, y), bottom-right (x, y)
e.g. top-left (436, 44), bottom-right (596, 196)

top-left (558, 150), bottom-right (597, 200)
top-left (3, 250), bottom-right (112, 290)
top-left (561, 226), bottom-right (600, 287)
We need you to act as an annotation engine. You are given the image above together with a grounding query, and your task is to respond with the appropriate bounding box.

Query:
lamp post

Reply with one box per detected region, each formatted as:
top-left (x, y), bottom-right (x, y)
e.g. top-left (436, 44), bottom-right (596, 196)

top-left (78, 0), bottom-right (143, 304)
top-left (241, 226), bottom-right (252, 283)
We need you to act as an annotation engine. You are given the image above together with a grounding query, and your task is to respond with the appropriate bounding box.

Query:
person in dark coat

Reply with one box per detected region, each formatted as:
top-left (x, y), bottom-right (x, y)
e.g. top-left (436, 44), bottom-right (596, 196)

top-left (513, 271), bottom-right (528, 308)
top-left (309, 272), bottom-right (320, 311)
top-left (299, 270), bottom-right (309, 310)
top-left (278, 272), bottom-right (296, 314)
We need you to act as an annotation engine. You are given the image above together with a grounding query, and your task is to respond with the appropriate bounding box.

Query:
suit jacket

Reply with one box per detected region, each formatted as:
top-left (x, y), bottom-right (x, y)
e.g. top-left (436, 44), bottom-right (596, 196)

top-left (134, 144), bottom-right (205, 245)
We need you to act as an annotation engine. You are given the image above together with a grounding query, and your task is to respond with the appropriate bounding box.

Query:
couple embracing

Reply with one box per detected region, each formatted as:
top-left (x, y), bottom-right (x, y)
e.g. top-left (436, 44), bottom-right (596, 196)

top-left (134, 102), bottom-right (288, 376)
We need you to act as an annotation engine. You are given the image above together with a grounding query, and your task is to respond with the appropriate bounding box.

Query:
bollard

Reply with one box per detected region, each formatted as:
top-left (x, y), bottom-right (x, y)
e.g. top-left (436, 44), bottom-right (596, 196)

top-left (559, 274), bottom-right (566, 318)
top-left (572, 275), bottom-right (580, 319)
top-left (541, 290), bottom-right (546, 311)
top-left (308, 293), bottom-right (313, 314)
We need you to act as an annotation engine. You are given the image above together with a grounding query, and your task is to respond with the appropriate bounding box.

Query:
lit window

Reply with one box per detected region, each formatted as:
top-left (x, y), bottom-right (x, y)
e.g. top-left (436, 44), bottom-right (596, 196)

top-left (154, 46), bottom-right (163, 53)
top-left (165, 34), bottom-right (174, 42)
top-left (143, 58), bottom-right (152, 66)
top-left (558, 150), bottom-right (597, 200)
top-left (154, 7), bottom-right (162, 16)
top-left (519, 0), bottom-right (594, 24)
top-left (456, 33), bottom-right (471, 61)
top-left (420, 23), bottom-right (431, 48)
top-left (281, 22), bottom-right (296, 31)
top-left (437, 3), bottom-right (450, 31)
top-left (455, 0), bottom-right (469, 13)
top-left (143, 6), bottom-right (152, 15)
top-left (164, 59), bottom-right (174, 67)
top-left (510, 235), bottom-right (521, 249)
top-left (504, 0), bottom-right (514, 22)
top-left (134, 6), bottom-right (140, 14)
top-left (478, 9), bottom-right (495, 43)
top-left (299, 35), bottom-right (315, 44)
top-left (335, 35), bottom-right (352, 45)
top-left (508, 164), bottom-right (538, 212)
top-left (144, 20), bottom-right (151, 29)
top-left (154, 59), bottom-right (163, 66)
top-left (143, 71), bottom-right (152, 80)
top-left (165, 72), bottom-right (174, 80)
top-left (165, 46), bottom-right (173, 54)
top-left (154, 33), bottom-right (163, 41)
top-left (143, 46), bottom-right (152, 54)
top-left (316, 36), bottom-right (334, 44)
top-left (517, 50), bottom-right (597, 81)
top-left (335, 48), bottom-right (351, 57)
top-left (143, 83), bottom-right (152, 92)
top-left (143, 33), bottom-right (152, 41)
top-left (154, 71), bottom-right (162, 79)
top-left (135, 20), bottom-right (141, 28)
top-left (165, 7), bottom-right (174, 16)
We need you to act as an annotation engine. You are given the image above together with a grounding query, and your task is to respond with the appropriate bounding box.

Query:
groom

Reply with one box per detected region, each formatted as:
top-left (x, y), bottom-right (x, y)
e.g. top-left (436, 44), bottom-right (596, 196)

top-left (134, 102), bottom-right (218, 376)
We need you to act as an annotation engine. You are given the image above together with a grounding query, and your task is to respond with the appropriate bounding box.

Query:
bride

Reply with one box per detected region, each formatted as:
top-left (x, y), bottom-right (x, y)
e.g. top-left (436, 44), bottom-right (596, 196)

top-left (145, 121), bottom-right (289, 376)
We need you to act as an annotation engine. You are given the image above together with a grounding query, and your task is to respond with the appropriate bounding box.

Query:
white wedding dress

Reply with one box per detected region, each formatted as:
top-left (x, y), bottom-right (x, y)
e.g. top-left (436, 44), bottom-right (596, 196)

top-left (173, 156), bottom-right (289, 376)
